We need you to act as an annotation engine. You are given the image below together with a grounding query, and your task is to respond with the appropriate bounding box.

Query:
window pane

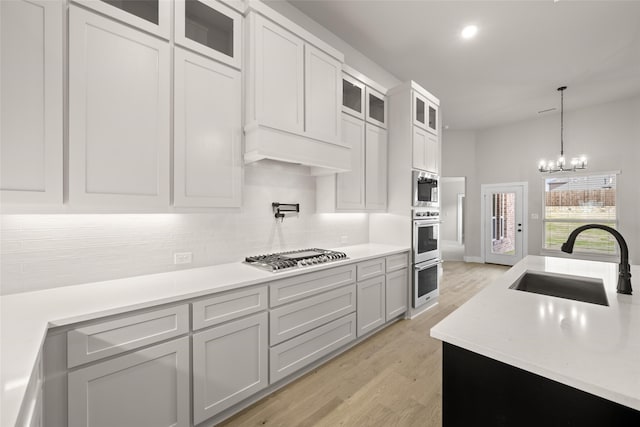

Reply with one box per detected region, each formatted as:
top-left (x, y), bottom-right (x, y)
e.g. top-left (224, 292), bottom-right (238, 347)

top-left (544, 221), bottom-right (617, 253)
top-left (543, 173), bottom-right (617, 255)
top-left (544, 174), bottom-right (616, 220)
top-left (102, 0), bottom-right (159, 25)
top-left (185, 0), bottom-right (234, 58)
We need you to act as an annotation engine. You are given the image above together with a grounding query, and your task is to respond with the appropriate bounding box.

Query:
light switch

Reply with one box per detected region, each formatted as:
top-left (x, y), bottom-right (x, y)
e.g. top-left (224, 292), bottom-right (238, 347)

top-left (531, 213), bottom-right (540, 220)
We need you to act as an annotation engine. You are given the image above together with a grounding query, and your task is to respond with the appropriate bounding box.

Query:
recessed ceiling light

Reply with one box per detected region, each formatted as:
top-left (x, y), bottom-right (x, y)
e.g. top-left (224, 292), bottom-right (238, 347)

top-left (461, 25), bottom-right (478, 40)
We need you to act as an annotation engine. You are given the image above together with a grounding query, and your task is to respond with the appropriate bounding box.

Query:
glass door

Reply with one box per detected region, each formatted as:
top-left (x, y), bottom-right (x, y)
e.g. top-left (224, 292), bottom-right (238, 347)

top-left (72, 0), bottom-right (171, 38)
top-left (175, 0), bottom-right (242, 69)
top-left (482, 184), bottom-right (526, 265)
top-left (365, 86), bottom-right (386, 129)
top-left (413, 91), bottom-right (427, 129)
top-left (342, 73), bottom-right (365, 119)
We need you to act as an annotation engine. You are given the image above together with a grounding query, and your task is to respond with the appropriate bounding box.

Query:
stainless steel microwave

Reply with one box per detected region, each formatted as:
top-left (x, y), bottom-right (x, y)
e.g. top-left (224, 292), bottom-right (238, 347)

top-left (413, 170), bottom-right (439, 208)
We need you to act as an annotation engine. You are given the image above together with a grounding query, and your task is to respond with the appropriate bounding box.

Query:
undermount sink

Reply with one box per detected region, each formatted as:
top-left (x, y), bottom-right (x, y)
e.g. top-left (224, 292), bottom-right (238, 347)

top-left (510, 271), bottom-right (609, 306)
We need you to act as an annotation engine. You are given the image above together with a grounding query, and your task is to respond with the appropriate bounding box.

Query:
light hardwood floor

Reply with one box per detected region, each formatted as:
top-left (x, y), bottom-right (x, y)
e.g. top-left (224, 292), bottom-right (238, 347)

top-left (219, 261), bottom-right (509, 427)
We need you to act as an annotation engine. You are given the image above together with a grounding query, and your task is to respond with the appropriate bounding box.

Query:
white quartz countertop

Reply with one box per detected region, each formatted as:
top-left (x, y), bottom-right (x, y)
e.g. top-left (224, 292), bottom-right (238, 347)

top-left (431, 255), bottom-right (640, 411)
top-left (0, 243), bottom-right (409, 426)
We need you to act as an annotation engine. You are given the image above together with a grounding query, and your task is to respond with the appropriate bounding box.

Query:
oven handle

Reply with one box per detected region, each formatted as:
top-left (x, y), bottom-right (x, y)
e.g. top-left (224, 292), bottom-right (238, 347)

top-left (414, 220), bottom-right (443, 225)
top-left (414, 260), bottom-right (443, 271)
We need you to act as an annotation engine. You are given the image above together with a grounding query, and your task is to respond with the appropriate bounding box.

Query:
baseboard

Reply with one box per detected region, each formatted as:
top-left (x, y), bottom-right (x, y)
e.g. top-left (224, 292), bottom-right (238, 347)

top-left (463, 256), bottom-right (484, 263)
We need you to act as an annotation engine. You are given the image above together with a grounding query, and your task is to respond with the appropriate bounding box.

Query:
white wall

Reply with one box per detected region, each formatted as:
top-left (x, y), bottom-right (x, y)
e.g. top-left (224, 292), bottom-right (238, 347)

top-left (1, 162), bottom-right (369, 294)
top-left (440, 178), bottom-right (465, 242)
top-left (455, 95), bottom-right (640, 264)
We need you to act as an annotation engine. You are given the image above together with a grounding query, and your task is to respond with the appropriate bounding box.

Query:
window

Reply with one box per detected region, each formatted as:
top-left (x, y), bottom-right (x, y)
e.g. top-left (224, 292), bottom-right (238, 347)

top-left (543, 173), bottom-right (618, 255)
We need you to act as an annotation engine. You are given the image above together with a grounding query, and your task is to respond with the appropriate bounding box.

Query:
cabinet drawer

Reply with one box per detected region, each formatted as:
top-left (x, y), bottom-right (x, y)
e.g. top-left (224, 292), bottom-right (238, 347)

top-left (270, 313), bottom-right (356, 383)
top-left (357, 258), bottom-right (386, 281)
top-left (386, 252), bottom-right (409, 272)
top-left (67, 305), bottom-right (189, 368)
top-left (270, 264), bottom-right (356, 307)
top-left (192, 286), bottom-right (267, 331)
top-left (270, 284), bottom-right (356, 345)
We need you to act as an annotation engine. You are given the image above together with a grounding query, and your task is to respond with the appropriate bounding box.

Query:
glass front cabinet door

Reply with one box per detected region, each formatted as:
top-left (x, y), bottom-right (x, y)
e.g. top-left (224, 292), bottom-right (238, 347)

top-left (71, 0), bottom-right (171, 38)
top-left (342, 73), bottom-right (365, 120)
top-left (175, 0), bottom-right (243, 69)
top-left (365, 86), bottom-right (387, 129)
top-left (413, 91), bottom-right (438, 135)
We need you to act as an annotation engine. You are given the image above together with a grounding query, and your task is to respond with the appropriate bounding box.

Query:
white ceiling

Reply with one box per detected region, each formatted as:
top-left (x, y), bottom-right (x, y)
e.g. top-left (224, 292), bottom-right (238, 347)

top-left (287, 0), bottom-right (640, 130)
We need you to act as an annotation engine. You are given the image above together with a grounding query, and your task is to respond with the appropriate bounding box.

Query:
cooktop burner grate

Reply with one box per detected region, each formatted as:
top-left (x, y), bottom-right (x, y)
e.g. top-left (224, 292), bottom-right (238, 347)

top-left (244, 248), bottom-right (348, 272)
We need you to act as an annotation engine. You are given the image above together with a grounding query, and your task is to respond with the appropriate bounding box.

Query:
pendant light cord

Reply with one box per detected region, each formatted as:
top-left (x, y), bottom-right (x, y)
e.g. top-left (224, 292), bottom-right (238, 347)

top-left (558, 86), bottom-right (566, 157)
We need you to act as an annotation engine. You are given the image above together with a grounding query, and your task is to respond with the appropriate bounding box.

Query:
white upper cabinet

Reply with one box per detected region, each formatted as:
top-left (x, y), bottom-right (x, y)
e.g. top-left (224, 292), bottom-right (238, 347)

top-left (173, 48), bottom-right (242, 208)
top-left (305, 44), bottom-right (342, 144)
top-left (174, 0), bottom-right (242, 69)
top-left (342, 73), bottom-right (365, 120)
top-left (413, 125), bottom-right (439, 174)
top-left (364, 124), bottom-right (388, 210)
top-left (68, 6), bottom-right (170, 209)
top-left (365, 86), bottom-right (387, 129)
top-left (70, 0), bottom-right (171, 39)
top-left (249, 13), bottom-right (304, 134)
top-left (1, 0), bottom-right (63, 206)
top-left (244, 4), bottom-right (348, 173)
top-left (336, 114), bottom-right (366, 210)
top-left (173, 48), bottom-right (242, 207)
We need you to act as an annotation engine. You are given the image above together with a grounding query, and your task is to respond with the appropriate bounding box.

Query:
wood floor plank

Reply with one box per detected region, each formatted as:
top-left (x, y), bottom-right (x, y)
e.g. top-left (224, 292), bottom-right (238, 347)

top-left (217, 261), bottom-right (509, 427)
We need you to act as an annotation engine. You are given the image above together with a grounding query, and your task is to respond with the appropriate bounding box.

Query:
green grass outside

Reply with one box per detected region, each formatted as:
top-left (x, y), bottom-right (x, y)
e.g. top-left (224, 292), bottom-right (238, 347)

top-left (544, 221), bottom-right (617, 253)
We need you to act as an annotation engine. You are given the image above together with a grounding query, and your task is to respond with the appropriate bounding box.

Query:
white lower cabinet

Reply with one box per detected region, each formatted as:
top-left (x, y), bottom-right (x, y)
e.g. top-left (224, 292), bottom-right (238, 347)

top-left (67, 337), bottom-right (190, 427)
top-left (270, 313), bottom-right (356, 383)
top-left (356, 275), bottom-right (386, 337)
top-left (192, 312), bottom-right (268, 424)
top-left (386, 268), bottom-right (408, 321)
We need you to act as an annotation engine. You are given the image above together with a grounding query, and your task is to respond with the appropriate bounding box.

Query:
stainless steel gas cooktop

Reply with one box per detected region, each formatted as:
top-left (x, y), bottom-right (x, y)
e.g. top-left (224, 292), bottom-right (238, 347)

top-left (244, 248), bottom-right (348, 272)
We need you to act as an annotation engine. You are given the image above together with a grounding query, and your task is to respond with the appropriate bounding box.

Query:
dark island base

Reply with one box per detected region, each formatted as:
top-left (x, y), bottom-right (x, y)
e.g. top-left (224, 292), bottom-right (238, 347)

top-left (442, 343), bottom-right (640, 427)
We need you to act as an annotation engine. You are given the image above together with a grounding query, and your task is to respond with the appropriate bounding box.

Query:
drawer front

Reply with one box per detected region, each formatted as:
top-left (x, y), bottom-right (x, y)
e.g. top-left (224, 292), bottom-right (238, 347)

top-left (357, 258), bottom-right (386, 281)
top-left (269, 313), bottom-right (356, 383)
top-left (270, 264), bottom-right (356, 307)
top-left (192, 286), bottom-right (267, 331)
top-left (270, 284), bottom-right (356, 345)
top-left (67, 305), bottom-right (189, 368)
top-left (386, 252), bottom-right (409, 272)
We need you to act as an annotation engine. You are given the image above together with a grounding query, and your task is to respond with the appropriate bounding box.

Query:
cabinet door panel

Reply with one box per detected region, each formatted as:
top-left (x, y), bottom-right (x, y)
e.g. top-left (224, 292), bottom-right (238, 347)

top-left (413, 91), bottom-right (428, 129)
top-left (252, 14), bottom-right (304, 133)
top-left (342, 73), bottom-right (365, 119)
top-left (357, 276), bottom-right (385, 337)
top-left (364, 124), bottom-right (387, 210)
top-left (193, 312), bottom-right (268, 423)
top-left (336, 114), bottom-right (365, 210)
top-left (365, 86), bottom-right (387, 129)
top-left (425, 132), bottom-right (439, 174)
top-left (174, 0), bottom-right (242, 68)
top-left (412, 126), bottom-right (428, 171)
top-left (305, 44), bottom-right (341, 144)
top-left (386, 269), bottom-right (408, 321)
top-left (69, 6), bottom-right (170, 208)
top-left (1, 0), bottom-right (63, 205)
top-left (68, 337), bottom-right (190, 427)
top-left (70, 0), bottom-right (170, 39)
top-left (174, 48), bottom-right (241, 207)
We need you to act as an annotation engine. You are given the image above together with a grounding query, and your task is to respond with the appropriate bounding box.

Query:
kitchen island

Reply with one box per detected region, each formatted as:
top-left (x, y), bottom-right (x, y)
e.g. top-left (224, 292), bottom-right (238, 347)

top-left (431, 255), bottom-right (640, 425)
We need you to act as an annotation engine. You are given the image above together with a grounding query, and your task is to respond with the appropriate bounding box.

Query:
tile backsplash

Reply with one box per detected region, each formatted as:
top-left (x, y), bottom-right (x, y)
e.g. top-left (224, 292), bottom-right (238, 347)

top-left (1, 161), bottom-right (369, 294)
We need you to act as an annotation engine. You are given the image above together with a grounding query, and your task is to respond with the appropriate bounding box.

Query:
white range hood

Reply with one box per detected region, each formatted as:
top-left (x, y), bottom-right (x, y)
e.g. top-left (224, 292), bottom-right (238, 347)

top-left (244, 124), bottom-right (351, 176)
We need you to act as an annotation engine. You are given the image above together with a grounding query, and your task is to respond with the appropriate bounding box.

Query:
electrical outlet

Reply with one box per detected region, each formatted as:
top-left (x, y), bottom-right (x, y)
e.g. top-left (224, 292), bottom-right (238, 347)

top-left (340, 235), bottom-right (349, 244)
top-left (173, 252), bottom-right (192, 265)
